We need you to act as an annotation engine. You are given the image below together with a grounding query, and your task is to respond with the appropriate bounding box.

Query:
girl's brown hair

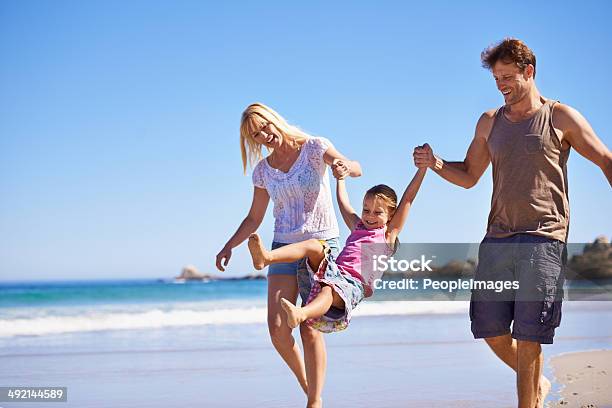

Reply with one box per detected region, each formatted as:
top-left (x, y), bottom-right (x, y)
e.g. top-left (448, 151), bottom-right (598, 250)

top-left (365, 184), bottom-right (398, 217)
top-left (365, 184), bottom-right (400, 253)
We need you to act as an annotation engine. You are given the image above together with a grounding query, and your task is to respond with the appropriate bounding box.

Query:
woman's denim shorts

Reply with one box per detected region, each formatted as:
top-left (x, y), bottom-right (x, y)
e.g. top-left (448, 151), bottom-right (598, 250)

top-left (267, 237), bottom-right (340, 276)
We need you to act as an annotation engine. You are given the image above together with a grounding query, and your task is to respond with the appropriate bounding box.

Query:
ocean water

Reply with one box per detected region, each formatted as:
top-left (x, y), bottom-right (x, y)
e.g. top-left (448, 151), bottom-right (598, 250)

top-left (0, 279), bottom-right (475, 338)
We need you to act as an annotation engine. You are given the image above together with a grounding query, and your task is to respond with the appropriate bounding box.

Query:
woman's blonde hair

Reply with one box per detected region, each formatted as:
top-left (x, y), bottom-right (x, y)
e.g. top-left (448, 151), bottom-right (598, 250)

top-left (240, 103), bottom-right (310, 173)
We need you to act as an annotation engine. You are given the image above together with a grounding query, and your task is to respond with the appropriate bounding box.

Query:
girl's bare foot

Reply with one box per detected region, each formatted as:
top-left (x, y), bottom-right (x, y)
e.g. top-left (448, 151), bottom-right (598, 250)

top-left (248, 233), bottom-right (270, 270)
top-left (280, 298), bottom-right (306, 329)
top-left (536, 375), bottom-right (551, 408)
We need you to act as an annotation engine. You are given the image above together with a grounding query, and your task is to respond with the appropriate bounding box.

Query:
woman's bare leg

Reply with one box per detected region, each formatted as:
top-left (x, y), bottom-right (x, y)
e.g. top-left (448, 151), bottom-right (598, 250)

top-left (256, 233), bottom-right (344, 406)
top-left (287, 285), bottom-right (346, 407)
top-left (267, 275), bottom-right (308, 394)
top-left (300, 323), bottom-right (326, 408)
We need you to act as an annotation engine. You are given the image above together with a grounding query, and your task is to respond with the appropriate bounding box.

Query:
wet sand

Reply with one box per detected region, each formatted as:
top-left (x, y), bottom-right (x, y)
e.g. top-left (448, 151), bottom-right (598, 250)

top-left (550, 349), bottom-right (612, 408)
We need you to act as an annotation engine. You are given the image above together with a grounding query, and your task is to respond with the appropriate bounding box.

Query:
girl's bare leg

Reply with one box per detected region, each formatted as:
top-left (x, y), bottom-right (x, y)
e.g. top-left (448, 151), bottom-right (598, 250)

top-left (248, 234), bottom-right (325, 270)
top-left (280, 286), bottom-right (345, 328)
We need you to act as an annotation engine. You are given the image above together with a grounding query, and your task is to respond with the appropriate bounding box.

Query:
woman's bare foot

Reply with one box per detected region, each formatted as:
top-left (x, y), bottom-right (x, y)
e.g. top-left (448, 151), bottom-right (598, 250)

top-left (280, 298), bottom-right (306, 329)
top-left (306, 397), bottom-right (322, 408)
top-left (247, 233), bottom-right (270, 270)
top-left (536, 375), bottom-right (551, 408)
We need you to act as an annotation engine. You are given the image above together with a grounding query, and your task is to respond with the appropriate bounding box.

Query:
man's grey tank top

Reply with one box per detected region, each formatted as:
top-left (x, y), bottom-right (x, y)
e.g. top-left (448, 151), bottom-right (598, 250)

top-left (486, 99), bottom-right (571, 242)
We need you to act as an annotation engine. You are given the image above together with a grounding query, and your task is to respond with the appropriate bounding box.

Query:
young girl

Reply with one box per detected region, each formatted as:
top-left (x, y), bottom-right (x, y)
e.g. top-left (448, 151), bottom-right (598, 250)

top-left (248, 163), bottom-right (427, 333)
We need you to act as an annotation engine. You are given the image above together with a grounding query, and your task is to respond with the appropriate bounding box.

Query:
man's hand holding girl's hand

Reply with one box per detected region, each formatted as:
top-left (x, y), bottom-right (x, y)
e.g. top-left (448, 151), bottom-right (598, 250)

top-left (413, 143), bottom-right (437, 169)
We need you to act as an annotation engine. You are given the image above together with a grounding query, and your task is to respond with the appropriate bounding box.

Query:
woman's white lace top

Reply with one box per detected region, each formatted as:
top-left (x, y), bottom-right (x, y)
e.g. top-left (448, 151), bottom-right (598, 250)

top-left (252, 137), bottom-right (340, 243)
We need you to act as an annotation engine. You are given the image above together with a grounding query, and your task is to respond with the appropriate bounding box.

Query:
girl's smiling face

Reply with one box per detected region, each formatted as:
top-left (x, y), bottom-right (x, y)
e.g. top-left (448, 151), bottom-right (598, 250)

top-left (361, 195), bottom-right (391, 229)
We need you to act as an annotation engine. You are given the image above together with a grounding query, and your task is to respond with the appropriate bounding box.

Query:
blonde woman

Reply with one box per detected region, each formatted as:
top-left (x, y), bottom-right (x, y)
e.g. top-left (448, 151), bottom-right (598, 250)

top-left (216, 103), bottom-right (361, 407)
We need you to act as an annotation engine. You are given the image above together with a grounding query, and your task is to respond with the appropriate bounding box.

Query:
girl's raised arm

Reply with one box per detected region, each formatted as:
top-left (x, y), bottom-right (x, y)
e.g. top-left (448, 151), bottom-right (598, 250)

top-left (336, 178), bottom-right (360, 231)
top-left (387, 167), bottom-right (427, 242)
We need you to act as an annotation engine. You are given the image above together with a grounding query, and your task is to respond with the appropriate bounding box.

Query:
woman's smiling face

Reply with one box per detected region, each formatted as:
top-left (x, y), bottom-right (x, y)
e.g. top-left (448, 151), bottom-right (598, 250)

top-left (249, 119), bottom-right (282, 149)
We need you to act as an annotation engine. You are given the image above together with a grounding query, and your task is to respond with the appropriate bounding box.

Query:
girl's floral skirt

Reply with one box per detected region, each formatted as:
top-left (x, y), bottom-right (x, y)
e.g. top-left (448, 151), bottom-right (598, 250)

top-left (297, 242), bottom-right (365, 333)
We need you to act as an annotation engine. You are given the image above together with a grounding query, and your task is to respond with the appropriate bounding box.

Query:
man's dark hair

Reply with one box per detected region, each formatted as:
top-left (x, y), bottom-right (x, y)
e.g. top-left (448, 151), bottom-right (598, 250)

top-left (481, 38), bottom-right (537, 78)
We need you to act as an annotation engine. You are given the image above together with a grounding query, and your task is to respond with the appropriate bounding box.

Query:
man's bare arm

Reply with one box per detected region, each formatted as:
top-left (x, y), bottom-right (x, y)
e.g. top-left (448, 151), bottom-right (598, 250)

top-left (554, 103), bottom-right (612, 187)
top-left (413, 111), bottom-right (494, 189)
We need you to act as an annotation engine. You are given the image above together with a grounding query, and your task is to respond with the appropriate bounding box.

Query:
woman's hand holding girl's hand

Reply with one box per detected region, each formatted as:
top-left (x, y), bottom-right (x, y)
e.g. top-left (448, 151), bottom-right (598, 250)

top-left (332, 159), bottom-right (350, 179)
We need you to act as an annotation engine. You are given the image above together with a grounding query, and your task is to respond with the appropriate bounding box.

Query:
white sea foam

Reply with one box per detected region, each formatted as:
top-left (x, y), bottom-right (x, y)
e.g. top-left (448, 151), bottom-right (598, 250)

top-left (0, 301), bottom-right (469, 337)
top-left (355, 300), bottom-right (468, 316)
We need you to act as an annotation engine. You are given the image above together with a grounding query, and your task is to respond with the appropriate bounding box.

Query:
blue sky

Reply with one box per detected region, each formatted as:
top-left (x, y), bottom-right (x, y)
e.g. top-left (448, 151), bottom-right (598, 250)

top-left (1, 1), bottom-right (610, 281)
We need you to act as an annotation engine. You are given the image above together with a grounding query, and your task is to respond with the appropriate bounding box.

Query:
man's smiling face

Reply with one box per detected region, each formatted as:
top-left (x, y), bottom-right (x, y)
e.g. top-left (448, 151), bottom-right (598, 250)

top-left (492, 61), bottom-right (534, 106)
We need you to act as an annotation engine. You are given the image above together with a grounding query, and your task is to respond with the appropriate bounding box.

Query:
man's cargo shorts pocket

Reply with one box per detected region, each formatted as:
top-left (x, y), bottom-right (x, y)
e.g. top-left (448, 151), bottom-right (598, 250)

top-left (539, 285), bottom-right (562, 327)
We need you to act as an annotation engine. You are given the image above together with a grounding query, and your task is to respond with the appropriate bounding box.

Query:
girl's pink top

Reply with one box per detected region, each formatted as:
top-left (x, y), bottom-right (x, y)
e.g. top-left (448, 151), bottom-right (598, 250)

top-left (335, 221), bottom-right (393, 297)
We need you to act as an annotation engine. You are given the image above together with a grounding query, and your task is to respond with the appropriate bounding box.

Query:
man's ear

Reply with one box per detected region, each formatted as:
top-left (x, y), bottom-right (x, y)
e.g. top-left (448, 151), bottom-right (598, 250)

top-left (524, 64), bottom-right (535, 80)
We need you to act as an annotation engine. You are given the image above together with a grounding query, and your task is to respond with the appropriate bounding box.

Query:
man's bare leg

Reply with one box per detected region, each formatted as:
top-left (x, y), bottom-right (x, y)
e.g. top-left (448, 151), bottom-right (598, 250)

top-left (485, 334), bottom-right (550, 407)
top-left (248, 234), bottom-right (325, 270)
top-left (516, 340), bottom-right (542, 408)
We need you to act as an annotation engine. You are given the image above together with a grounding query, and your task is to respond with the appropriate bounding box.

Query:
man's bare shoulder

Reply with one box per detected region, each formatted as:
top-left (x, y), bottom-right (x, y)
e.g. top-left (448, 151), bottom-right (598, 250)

top-left (552, 102), bottom-right (577, 118)
top-left (482, 108), bottom-right (498, 120)
top-left (475, 109), bottom-right (498, 140)
top-left (551, 102), bottom-right (584, 131)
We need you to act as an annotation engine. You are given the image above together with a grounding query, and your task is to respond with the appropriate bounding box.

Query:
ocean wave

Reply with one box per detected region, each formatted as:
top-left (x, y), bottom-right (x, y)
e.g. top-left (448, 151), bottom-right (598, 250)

top-left (0, 301), bottom-right (468, 337)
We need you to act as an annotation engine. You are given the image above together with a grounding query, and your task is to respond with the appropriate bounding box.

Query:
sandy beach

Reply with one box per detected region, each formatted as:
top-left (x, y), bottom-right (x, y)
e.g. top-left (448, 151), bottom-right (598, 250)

top-left (0, 300), bottom-right (610, 407)
top-left (550, 349), bottom-right (612, 408)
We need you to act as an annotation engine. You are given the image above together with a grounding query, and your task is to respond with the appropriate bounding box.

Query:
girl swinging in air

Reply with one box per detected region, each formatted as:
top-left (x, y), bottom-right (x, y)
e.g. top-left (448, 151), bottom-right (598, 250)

top-left (248, 161), bottom-right (427, 333)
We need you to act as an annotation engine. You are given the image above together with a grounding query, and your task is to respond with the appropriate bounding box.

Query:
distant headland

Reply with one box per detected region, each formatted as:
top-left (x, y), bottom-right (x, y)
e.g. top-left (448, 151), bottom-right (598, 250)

top-left (173, 265), bottom-right (265, 282)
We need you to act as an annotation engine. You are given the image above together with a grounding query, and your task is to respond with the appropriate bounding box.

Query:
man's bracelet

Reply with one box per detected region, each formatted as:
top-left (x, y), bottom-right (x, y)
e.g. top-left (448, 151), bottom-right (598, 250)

top-left (432, 156), bottom-right (444, 171)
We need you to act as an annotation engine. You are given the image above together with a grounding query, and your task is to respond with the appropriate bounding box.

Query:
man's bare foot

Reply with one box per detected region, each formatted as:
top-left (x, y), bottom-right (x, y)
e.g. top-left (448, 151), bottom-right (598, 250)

top-left (248, 233), bottom-right (270, 270)
top-left (536, 375), bottom-right (551, 408)
top-left (280, 298), bottom-right (306, 329)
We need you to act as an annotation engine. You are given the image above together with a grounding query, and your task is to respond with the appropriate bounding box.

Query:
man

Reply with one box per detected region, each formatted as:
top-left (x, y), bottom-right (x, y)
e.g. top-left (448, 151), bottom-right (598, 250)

top-left (414, 38), bottom-right (611, 408)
